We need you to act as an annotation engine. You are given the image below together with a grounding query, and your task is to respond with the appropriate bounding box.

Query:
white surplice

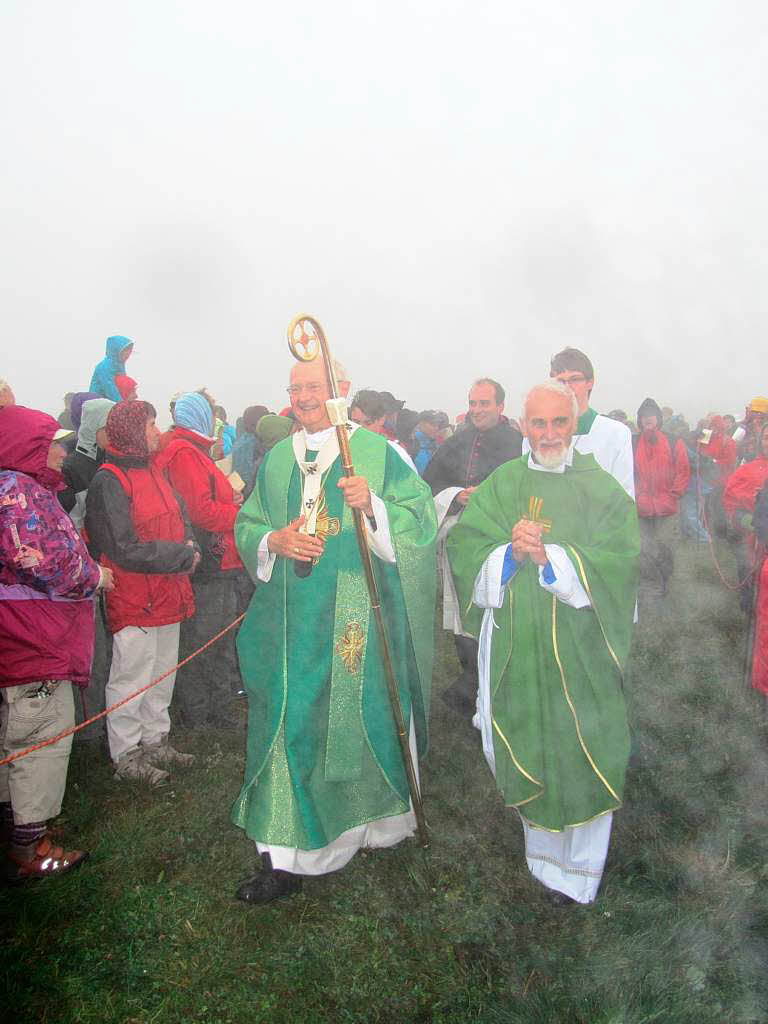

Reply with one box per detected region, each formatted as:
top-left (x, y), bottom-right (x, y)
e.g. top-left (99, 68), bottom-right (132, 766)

top-left (433, 485), bottom-right (471, 636)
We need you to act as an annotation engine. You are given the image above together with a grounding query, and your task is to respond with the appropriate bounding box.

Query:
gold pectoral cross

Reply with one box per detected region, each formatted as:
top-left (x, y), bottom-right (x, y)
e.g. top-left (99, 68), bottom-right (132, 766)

top-left (303, 489), bottom-right (341, 565)
top-left (314, 490), bottom-right (340, 544)
top-left (527, 496), bottom-right (552, 532)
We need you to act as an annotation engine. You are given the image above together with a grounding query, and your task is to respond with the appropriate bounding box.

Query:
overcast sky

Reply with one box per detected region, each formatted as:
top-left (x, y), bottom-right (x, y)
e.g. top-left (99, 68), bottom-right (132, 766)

top-left (2, 1), bottom-right (766, 425)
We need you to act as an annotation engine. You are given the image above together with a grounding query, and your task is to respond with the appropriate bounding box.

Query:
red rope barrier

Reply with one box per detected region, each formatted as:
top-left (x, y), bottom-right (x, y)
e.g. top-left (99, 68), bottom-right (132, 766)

top-left (0, 613), bottom-right (245, 768)
top-left (696, 448), bottom-right (757, 591)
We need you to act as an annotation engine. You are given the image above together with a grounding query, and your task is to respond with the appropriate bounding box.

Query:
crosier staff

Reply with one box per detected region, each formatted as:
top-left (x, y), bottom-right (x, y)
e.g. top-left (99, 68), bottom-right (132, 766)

top-left (287, 313), bottom-right (429, 849)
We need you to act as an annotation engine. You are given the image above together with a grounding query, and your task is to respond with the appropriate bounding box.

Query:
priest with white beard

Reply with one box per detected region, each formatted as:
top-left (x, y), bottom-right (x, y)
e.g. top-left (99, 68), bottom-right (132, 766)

top-left (448, 381), bottom-right (639, 904)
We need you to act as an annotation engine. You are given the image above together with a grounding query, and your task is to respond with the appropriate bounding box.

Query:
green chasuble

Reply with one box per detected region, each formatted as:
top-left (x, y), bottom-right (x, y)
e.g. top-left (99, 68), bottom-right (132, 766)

top-left (447, 452), bottom-right (640, 832)
top-left (231, 428), bottom-right (437, 849)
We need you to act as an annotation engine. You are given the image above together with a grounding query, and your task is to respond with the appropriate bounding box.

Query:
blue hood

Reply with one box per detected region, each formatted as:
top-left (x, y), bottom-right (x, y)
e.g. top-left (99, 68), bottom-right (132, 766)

top-left (105, 335), bottom-right (133, 371)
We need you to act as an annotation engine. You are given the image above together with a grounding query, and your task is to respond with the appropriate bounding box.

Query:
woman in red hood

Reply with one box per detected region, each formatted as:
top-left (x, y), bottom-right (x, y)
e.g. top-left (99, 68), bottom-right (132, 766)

top-left (0, 405), bottom-right (114, 881)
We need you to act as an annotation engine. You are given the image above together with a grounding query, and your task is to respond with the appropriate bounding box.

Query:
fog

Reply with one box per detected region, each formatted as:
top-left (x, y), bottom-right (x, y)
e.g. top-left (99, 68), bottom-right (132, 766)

top-left (2, 1), bottom-right (766, 424)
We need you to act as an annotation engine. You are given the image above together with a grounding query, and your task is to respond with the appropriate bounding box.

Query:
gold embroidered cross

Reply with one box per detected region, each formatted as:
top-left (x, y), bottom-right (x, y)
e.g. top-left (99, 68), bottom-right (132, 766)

top-left (337, 622), bottom-right (365, 674)
top-left (527, 496), bottom-right (552, 532)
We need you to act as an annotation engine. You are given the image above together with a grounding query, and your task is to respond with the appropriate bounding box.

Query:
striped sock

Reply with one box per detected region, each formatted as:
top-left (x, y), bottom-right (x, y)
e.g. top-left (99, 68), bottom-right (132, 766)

top-left (11, 821), bottom-right (47, 847)
top-left (0, 802), bottom-right (12, 830)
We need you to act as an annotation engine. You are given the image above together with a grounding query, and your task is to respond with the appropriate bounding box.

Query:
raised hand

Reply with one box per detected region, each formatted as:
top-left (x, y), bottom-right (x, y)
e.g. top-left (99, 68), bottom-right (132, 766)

top-left (510, 518), bottom-right (548, 566)
top-left (267, 516), bottom-right (325, 563)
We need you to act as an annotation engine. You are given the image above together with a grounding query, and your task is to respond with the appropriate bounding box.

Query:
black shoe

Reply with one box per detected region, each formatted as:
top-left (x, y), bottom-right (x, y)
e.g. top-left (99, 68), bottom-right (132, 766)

top-left (545, 889), bottom-right (577, 907)
top-left (235, 859), bottom-right (302, 904)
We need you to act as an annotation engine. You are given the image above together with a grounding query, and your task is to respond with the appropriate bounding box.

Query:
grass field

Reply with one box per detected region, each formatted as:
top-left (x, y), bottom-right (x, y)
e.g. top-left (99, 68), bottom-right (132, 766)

top-left (4, 541), bottom-right (768, 1023)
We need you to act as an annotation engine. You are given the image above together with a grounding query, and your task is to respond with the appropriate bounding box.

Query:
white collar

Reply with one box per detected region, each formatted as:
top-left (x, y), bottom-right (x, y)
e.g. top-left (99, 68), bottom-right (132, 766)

top-left (527, 440), bottom-right (575, 474)
top-left (303, 422), bottom-right (360, 451)
top-left (303, 425), bottom-right (337, 451)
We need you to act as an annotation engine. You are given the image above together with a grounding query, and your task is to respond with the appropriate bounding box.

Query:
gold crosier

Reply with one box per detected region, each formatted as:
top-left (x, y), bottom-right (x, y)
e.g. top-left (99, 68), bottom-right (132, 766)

top-left (287, 314), bottom-right (429, 848)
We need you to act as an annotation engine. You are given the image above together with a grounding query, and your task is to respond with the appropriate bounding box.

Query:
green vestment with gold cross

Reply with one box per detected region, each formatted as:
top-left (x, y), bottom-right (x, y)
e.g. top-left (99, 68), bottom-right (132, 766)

top-left (447, 452), bottom-right (640, 832)
top-left (231, 427), bottom-right (437, 850)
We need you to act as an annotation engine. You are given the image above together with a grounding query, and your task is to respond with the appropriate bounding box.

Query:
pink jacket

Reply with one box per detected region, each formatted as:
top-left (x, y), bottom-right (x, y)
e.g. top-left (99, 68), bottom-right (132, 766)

top-left (0, 406), bottom-right (101, 687)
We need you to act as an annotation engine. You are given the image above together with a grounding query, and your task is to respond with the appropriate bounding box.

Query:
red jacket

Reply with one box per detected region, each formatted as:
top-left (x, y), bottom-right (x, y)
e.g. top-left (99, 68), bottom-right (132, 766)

top-left (703, 426), bottom-right (737, 484)
top-left (155, 427), bottom-right (243, 573)
top-left (85, 454), bottom-right (196, 634)
top-left (634, 431), bottom-right (690, 518)
top-left (723, 457), bottom-right (768, 519)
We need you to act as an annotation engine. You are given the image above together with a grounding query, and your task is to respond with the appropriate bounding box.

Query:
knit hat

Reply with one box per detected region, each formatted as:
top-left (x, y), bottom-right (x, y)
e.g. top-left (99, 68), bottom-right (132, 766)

top-left (637, 397), bottom-right (663, 428)
top-left (173, 392), bottom-right (215, 441)
top-left (105, 400), bottom-right (155, 457)
top-left (256, 414), bottom-right (293, 448)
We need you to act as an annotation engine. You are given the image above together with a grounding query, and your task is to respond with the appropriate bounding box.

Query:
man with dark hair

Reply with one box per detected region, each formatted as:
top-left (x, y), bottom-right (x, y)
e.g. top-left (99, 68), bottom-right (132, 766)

top-left (349, 390), bottom-right (391, 435)
top-left (472, 377), bottom-right (505, 405)
top-left (423, 378), bottom-right (522, 713)
top-left (531, 347), bottom-right (634, 498)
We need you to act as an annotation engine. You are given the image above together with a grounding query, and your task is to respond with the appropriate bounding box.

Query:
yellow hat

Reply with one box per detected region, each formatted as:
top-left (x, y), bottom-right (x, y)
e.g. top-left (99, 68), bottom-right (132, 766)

top-left (749, 396), bottom-right (768, 414)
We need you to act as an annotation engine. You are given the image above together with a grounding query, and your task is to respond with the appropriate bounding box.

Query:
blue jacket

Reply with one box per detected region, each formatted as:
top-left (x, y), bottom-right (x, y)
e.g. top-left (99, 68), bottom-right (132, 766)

top-left (89, 335), bottom-right (133, 402)
top-left (412, 430), bottom-right (437, 475)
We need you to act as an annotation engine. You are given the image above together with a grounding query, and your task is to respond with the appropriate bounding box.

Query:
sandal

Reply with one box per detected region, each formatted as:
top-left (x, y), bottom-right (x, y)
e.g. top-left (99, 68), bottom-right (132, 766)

top-left (6, 835), bottom-right (88, 883)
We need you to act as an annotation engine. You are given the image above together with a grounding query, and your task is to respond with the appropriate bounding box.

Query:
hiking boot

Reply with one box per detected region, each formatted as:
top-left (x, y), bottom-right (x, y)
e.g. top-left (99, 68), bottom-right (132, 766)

top-left (114, 747), bottom-right (169, 786)
top-left (142, 739), bottom-right (196, 769)
top-left (6, 835), bottom-right (88, 883)
top-left (235, 853), bottom-right (302, 905)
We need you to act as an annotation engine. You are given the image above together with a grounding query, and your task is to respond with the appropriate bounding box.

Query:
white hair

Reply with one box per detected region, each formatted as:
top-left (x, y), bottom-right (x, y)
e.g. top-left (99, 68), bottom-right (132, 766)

top-left (521, 380), bottom-right (578, 423)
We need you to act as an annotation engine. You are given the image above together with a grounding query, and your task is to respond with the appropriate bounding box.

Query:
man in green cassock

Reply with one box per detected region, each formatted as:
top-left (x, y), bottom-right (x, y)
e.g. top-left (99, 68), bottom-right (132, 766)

top-left (448, 380), bottom-right (639, 904)
top-left (231, 356), bottom-right (437, 903)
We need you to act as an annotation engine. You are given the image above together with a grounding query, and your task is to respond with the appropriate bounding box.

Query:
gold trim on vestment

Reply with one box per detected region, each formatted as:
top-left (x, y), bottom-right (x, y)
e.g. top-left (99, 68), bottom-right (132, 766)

top-left (492, 718), bottom-right (543, 790)
top-left (550, 595), bottom-right (622, 805)
top-left (517, 803), bottom-right (621, 833)
top-left (565, 545), bottom-right (623, 678)
top-left (491, 593), bottom-right (515, 699)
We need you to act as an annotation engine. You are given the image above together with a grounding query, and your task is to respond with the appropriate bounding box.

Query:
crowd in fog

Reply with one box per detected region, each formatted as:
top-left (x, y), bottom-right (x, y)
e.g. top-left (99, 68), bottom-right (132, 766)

top-left (1, 334), bottom-right (767, 901)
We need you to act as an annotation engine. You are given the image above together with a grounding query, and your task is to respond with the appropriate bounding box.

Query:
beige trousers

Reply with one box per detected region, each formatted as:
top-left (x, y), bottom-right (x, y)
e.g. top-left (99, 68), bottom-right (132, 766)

top-left (105, 623), bottom-right (180, 762)
top-left (0, 681), bottom-right (75, 824)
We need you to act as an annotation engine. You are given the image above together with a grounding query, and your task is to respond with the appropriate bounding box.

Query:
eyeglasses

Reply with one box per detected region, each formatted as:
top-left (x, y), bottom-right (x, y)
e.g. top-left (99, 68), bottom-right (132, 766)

top-left (286, 383), bottom-right (324, 396)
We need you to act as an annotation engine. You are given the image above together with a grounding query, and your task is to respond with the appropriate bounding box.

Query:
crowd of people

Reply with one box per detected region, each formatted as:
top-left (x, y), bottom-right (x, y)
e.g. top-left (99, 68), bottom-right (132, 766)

top-left (1, 337), bottom-right (767, 909)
